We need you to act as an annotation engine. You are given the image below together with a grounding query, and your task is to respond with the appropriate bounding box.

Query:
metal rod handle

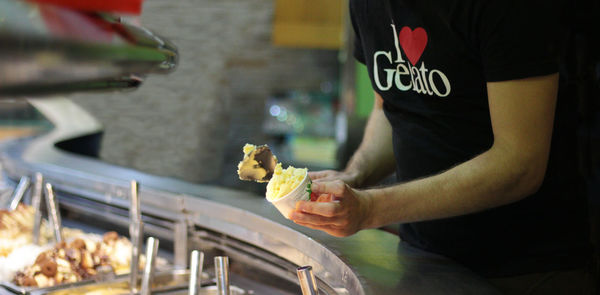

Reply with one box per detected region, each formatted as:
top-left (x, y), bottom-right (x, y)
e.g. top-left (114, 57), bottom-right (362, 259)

top-left (129, 221), bottom-right (144, 292)
top-left (214, 256), bottom-right (230, 295)
top-left (297, 266), bottom-right (319, 295)
top-left (31, 173), bottom-right (43, 245)
top-left (140, 237), bottom-right (159, 295)
top-left (44, 183), bottom-right (62, 243)
top-left (130, 180), bottom-right (141, 221)
top-left (188, 250), bottom-right (204, 295)
top-left (9, 176), bottom-right (30, 210)
top-left (129, 180), bottom-right (142, 294)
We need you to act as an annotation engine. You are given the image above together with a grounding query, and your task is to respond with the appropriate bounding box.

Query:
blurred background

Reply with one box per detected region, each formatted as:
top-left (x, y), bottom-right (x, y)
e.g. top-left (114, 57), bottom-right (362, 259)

top-left (0, 0), bottom-right (378, 195)
top-left (0, 0), bottom-right (598, 202)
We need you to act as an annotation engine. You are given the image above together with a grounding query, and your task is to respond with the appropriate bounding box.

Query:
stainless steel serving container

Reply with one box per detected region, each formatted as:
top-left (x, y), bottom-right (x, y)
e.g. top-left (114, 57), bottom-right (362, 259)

top-left (2, 269), bottom-right (212, 295)
top-left (2, 279), bottom-right (114, 295)
top-left (43, 269), bottom-right (191, 295)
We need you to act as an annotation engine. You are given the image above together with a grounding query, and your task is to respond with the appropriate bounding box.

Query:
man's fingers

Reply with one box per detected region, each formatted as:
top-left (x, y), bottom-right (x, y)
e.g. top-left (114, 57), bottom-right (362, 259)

top-left (292, 220), bottom-right (323, 231)
top-left (311, 180), bottom-right (346, 196)
top-left (289, 211), bottom-right (348, 227)
top-left (295, 201), bottom-right (342, 217)
top-left (308, 170), bottom-right (334, 180)
top-left (316, 194), bottom-right (334, 202)
top-left (292, 221), bottom-right (337, 231)
top-left (292, 221), bottom-right (349, 238)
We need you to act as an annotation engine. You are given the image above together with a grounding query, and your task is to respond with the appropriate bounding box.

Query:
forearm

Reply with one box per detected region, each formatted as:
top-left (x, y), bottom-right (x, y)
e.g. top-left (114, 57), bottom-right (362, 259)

top-left (361, 74), bottom-right (558, 229)
top-left (363, 142), bottom-right (548, 228)
top-left (345, 94), bottom-right (396, 187)
top-left (293, 75), bottom-right (558, 238)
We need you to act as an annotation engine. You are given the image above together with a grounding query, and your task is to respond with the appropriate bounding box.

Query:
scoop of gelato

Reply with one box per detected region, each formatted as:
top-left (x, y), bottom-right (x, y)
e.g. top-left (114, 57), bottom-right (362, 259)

top-left (13, 232), bottom-right (136, 287)
top-left (266, 163), bottom-right (308, 201)
top-left (237, 144), bottom-right (278, 183)
top-left (0, 244), bottom-right (48, 283)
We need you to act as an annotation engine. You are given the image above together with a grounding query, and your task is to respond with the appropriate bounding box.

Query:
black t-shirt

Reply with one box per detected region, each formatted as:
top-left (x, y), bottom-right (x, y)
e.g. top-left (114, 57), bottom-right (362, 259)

top-left (350, 0), bottom-right (592, 277)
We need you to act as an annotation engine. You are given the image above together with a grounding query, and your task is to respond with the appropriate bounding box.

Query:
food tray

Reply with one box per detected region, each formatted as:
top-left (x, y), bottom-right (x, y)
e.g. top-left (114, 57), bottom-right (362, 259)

top-left (38, 269), bottom-right (208, 295)
top-left (161, 285), bottom-right (246, 295)
top-left (0, 275), bottom-right (123, 295)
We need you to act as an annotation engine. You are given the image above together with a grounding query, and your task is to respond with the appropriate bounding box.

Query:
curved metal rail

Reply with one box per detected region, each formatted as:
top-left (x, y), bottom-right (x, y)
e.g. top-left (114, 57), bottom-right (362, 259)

top-left (0, 99), bottom-right (500, 294)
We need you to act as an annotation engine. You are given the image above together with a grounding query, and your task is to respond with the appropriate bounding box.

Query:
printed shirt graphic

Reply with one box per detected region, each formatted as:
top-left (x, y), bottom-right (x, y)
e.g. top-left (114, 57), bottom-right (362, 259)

top-left (350, 0), bottom-right (590, 278)
top-left (372, 24), bottom-right (451, 97)
top-left (399, 26), bottom-right (427, 66)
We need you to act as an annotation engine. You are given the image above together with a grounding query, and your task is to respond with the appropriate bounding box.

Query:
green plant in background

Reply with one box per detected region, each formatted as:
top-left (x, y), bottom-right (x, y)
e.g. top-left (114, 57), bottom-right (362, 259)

top-left (355, 62), bottom-right (375, 118)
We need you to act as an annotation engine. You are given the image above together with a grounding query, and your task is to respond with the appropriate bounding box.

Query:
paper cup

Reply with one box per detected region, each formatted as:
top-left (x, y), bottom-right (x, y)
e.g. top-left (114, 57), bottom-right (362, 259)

top-left (267, 173), bottom-right (310, 219)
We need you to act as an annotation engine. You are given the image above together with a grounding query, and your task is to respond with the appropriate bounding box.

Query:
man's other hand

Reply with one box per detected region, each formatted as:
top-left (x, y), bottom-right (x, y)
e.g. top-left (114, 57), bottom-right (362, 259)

top-left (308, 170), bottom-right (360, 187)
top-left (289, 180), bottom-right (372, 237)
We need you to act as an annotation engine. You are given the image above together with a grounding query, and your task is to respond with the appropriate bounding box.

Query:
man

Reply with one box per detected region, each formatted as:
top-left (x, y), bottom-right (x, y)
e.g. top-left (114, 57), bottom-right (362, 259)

top-left (289, 0), bottom-right (594, 293)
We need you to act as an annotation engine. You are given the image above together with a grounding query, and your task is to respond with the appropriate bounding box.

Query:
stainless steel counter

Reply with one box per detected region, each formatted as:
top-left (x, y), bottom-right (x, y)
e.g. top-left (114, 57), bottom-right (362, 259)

top-left (0, 98), bottom-right (501, 295)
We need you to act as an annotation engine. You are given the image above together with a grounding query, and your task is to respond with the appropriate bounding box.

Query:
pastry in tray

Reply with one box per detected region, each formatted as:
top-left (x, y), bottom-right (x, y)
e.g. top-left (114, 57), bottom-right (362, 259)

top-left (0, 204), bottom-right (86, 283)
top-left (0, 204), bottom-right (84, 257)
top-left (13, 231), bottom-right (138, 288)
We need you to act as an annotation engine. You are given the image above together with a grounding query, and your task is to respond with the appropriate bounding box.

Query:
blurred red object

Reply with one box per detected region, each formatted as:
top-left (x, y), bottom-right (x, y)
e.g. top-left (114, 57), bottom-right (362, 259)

top-left (38, 5), bottom-right (114, 42)
top-left (26, 0), bottom-right (143, 14)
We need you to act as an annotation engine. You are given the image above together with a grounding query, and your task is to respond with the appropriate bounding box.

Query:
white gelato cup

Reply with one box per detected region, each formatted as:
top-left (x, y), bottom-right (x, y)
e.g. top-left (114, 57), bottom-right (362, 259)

top-left (267, 172), bottom-right (310, 219)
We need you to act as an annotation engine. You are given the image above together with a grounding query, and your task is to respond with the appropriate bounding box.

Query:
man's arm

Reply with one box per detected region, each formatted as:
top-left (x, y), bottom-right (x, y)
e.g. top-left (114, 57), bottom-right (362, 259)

top-left (310, 92), bottom-right (396, 188)
top-left (291, 73), bottom-right (558, 237)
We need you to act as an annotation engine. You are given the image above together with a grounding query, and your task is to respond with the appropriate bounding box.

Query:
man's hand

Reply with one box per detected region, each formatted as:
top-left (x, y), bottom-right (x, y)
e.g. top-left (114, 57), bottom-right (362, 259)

top-left (310, 92), bottom-right (395, 190)
top-left (292, 73), bottom-right (559, 233)
top-left (308, 170), bottom-right (360, 187)
top-left (289, 180), bottom-right (373, 237)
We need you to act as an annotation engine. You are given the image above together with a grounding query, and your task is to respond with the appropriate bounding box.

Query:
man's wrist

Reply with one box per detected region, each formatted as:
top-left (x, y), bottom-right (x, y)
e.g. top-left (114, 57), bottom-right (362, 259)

top-left (342, 168), bottom-right (364, 187)
top-left (357, 188), bottom-right (377, 230)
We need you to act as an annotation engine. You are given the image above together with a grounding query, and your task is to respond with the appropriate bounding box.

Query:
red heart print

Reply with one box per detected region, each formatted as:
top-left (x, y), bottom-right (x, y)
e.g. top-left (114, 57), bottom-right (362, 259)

top-left (399, 27), bottom-right (428, 66)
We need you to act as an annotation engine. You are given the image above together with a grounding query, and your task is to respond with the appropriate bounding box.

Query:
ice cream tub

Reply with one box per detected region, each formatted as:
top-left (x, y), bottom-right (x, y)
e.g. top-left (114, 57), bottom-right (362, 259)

top-left (23, 268), bottom-right (201, 295)
top-left (267, 171), bottom-right (310, 219)
top-left (161, 284), bottom-right (247, 295)
top-left (0, 276), bottom-right (114, 295)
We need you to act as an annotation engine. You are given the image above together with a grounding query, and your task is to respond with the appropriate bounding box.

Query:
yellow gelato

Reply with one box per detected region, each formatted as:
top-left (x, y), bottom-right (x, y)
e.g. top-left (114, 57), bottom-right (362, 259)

top-left (266, 163), bottom-right (308, 201)
top-left (242, 143), bottom-right (255, 155)
top-left (237, 144), bottom-right (278, 183)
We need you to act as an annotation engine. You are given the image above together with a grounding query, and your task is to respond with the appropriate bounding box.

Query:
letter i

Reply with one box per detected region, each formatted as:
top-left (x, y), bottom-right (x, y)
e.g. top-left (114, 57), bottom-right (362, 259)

top-left (391, 24), bottom-right (406, 63)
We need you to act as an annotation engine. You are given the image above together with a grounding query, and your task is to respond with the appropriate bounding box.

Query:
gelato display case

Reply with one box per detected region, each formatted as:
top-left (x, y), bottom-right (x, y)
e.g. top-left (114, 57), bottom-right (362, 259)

top-left (0, 99), bottom-right (502, 294)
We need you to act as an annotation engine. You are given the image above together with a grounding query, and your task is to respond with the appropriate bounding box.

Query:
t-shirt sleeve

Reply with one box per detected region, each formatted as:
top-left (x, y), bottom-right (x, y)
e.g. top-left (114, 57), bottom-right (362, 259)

top-left (478, 0), bottom-right (560, 82)
top-left (349, 0), bottom-right (366, 64)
